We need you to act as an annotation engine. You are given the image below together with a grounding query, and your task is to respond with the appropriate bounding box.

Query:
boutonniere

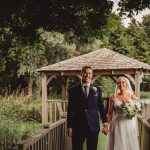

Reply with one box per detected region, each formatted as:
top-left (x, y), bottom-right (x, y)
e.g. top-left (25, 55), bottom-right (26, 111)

top-left (90, 86), bottom-right (97, 94)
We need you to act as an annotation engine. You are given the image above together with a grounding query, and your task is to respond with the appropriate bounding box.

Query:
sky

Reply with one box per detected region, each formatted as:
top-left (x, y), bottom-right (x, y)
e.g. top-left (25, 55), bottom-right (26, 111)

top-left (112, 0), bottom-right (150, 27)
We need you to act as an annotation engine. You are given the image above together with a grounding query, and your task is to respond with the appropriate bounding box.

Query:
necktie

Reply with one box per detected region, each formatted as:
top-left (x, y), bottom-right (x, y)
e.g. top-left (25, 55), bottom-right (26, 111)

top-left (84, 86), bottom-right (88, 98)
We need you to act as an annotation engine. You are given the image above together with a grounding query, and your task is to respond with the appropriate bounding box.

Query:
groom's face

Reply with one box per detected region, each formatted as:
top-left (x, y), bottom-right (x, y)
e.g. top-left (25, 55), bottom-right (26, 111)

top-left (82, 68), bottom-right (93, 84)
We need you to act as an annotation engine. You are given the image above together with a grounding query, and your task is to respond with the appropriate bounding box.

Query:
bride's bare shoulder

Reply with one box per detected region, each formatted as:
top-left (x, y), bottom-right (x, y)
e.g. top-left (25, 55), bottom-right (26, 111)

top-left (109, 94), bottom-right (116, 101)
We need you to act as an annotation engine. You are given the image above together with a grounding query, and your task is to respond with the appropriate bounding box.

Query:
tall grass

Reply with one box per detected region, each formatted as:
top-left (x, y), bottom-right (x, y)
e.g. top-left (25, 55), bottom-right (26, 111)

top-left (0, 93), bottom-right (43, 149)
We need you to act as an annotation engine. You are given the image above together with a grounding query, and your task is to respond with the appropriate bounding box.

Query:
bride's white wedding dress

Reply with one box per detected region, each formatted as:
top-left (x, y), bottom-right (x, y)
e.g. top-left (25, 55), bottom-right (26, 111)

top-left (106, 98), bottom-right (140, 150)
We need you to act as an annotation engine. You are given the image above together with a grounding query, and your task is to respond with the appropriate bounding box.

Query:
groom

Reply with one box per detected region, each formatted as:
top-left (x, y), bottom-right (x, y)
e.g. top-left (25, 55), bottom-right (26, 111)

top-left (67, 65), bottom-right (108, 150)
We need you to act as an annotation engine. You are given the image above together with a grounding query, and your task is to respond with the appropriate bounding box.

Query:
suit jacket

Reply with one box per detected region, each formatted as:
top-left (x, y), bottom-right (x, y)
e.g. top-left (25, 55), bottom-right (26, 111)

top-left (67, 83), bottom-right (107, 133)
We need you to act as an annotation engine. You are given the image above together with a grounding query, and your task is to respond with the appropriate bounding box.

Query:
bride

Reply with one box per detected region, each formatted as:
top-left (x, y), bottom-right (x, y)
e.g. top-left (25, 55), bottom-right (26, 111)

top-left (106, 76), bottom-right (140, 150)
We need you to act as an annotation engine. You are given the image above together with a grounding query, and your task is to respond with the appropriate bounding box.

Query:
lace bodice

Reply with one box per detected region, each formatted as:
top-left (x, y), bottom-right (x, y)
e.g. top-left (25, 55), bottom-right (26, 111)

top-left (113, 99), bottom-right (125, 115)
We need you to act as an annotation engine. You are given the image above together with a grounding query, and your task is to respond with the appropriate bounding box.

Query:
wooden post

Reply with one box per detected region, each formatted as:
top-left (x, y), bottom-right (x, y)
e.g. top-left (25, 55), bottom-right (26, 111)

top-left (62, 77), bottom-right (68, 99)
top-left (42, 73), bottom-right (48, 124)
top-left (91, 74), bottom-right (101, 84)
top-left (135, 71), bottom-right (141, 98)
top-left (125, 74), bottom-right (135, 85)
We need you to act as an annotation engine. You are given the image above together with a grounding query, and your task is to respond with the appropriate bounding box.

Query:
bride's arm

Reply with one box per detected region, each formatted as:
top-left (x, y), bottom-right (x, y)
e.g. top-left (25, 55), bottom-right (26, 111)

top-left (107, 95), bottom-right (114, 122)
top-left (131, 94), bottom-right (139, 100)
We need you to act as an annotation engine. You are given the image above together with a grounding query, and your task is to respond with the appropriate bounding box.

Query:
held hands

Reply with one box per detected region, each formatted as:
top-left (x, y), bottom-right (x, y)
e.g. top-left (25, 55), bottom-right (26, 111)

top-left (67, 126), bottom-right (109, 137)
top-left (102, 124), bottom-right (109, 135)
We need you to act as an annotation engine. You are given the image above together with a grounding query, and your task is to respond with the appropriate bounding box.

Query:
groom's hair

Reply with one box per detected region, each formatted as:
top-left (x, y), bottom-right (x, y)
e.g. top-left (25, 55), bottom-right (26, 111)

top-left (81, 65), bottom-right (93, 73)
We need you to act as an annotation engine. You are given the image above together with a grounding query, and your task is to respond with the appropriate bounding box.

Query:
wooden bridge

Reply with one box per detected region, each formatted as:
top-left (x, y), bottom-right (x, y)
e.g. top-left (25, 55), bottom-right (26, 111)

top-left (9, 99), bottom-right (150, 150)
top-left (11, 49), bottom-right (150, 150)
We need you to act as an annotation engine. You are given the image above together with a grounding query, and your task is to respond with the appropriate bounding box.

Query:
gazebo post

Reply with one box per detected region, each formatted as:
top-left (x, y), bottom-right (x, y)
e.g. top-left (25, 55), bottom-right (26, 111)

top-left (125, 74), bottom-right (135, 85)
top-left (92, 74), bottom-right (101, 83)
top-left (62, 76), bottom-right (68, 99)
top-left (42, 73), bottom-right (48, 124)
top-left (135, 71), bottom-right (141, 98)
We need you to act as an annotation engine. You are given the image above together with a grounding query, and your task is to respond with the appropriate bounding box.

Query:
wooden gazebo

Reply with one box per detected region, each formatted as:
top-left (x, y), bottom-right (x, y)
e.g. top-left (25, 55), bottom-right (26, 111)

top-left (37, 48), bottom-right (150, 124)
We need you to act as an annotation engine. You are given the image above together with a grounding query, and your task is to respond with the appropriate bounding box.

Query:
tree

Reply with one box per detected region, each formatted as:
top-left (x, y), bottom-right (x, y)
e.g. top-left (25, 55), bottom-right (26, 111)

top-left (0, 0), bottom-right (113, 40)
top-left (99, 13), bottom-right (134, 55)
top-left (0, 27), bottom-right (20, 93)
top-left (118, 0), bottom-right (150, 16)
top-left (9, 35), bottom-right (46, 96)
top-left (141, 15), bottom-right (150, 64)
top-left (0, 0), bottom-right (149, 94)
top-left (0, 27), bottom-right (14, 71)
top-left (38, 28), bottom-right (77, 65)
top-left (126, 16), bottom-right (150, 64)
top-left (0, 0), bottom-right (149, 41)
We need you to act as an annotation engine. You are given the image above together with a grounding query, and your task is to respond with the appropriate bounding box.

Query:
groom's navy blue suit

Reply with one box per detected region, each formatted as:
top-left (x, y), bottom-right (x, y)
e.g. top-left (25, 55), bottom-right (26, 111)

top-left (67, 83), bottom-right (107, 150)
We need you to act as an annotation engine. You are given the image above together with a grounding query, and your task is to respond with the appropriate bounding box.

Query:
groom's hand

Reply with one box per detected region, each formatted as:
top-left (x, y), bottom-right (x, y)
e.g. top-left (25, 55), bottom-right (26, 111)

top-left (67, 128), bottom-right (73, 137)
top-left (102, 124), bottom-right (109, 135)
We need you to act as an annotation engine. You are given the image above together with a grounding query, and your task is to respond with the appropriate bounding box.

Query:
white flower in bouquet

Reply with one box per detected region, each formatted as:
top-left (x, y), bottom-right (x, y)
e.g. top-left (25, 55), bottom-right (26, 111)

top-left (121, 99), bottom-right (143, 119)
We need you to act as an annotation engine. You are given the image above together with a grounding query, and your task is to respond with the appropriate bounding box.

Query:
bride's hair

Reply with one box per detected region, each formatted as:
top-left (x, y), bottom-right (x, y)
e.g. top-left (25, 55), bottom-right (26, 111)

top-left (115, 76), bottom-right (133, 94)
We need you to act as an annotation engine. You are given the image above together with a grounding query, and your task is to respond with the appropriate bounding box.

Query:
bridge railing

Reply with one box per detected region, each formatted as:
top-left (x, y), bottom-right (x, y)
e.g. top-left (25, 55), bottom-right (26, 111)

top-left (9, 99), bottom-right (150, 150)
top-left (138, 99), bottom-right (150, 150)
top-left (140, 99), bottom-right (150, 119)
top-left (9, 119), bottom-right (71, 150)
top-left (138, 117), bottom-right (150, 150)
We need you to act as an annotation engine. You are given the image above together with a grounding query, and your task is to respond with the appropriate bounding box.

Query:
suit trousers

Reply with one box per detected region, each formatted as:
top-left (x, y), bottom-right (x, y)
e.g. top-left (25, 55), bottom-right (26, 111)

top-left (72, 122), bottom-right (99, 150)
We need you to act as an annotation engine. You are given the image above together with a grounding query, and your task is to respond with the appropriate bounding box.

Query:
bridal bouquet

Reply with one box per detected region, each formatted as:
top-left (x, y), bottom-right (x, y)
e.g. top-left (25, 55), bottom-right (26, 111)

top-left (121, 99), bottom-right (143, 119)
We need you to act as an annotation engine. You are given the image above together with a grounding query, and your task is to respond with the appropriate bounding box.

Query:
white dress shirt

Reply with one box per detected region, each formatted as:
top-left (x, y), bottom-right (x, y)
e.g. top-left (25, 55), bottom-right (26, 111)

top-left (82, 83), bottom-right (90, 96)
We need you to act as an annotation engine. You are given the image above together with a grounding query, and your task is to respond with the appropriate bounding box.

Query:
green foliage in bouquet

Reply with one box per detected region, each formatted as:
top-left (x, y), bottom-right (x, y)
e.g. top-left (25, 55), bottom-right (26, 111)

top-left (121, 99), bottom-right (143, 119)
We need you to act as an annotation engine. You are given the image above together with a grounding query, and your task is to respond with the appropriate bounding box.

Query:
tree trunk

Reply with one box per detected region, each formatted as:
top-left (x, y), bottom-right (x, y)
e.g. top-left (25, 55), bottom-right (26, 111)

top-left (27, 75), bottom-right (33, 98)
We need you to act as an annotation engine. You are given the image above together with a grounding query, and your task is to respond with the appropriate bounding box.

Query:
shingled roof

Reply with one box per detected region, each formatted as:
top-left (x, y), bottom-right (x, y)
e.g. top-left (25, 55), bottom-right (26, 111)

top-left (37, 48), bottom-right (150, 73)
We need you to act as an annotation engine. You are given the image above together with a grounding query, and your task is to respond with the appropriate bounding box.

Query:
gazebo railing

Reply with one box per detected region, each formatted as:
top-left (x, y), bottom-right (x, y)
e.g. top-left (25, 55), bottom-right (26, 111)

top-left (46, 99), bottom-right (68, 123)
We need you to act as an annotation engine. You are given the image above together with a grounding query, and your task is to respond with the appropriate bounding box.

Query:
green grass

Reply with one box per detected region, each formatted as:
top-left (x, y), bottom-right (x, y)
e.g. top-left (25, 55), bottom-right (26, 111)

top-left (97, 131), bottom-right (107, 150)
top-left (83, 125), bottom-right (107, 150)
top-left (140, 91), bottom-right (150, 99)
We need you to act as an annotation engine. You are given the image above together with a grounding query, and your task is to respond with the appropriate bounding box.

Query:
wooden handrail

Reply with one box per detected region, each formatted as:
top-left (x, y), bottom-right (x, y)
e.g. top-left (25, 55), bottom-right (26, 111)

top-left (47, 99), bottom-right (68, 102)
top-left (138, 116), bottom-right (150, 150)
top-left (8, 100), bottom-right (150, 150)
top-left (9, 119), bottom-right (69, 150)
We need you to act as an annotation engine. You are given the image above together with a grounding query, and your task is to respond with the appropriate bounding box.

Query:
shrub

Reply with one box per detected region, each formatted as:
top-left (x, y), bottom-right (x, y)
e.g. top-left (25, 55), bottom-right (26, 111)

top-left (0, 94), bottom-right (43, 149)
top-left (0, 115), bottom-right (42, 149)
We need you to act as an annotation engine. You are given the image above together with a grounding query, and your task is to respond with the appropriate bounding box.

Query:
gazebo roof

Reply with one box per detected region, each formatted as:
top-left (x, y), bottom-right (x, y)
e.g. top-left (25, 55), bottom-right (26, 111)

top-left (37, 48), bottom-right (150, 74)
